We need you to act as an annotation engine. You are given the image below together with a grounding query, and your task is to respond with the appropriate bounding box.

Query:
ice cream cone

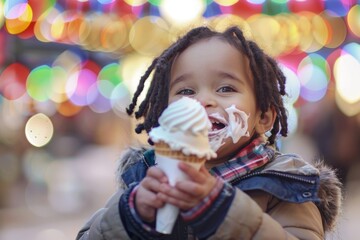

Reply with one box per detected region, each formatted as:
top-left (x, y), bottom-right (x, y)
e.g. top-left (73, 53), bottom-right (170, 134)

top-left (149, 97), bottom-right (216, 234)
top-left (154, 141), bottom-right (206, 164)
top-left (155, 151), bottom-right (204, 234)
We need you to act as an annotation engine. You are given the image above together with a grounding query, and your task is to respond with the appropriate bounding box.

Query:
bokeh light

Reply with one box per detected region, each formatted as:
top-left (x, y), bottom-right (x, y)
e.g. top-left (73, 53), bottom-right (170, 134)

top-left (214, 0), bottom-right (239, 6)
top-left (325, 0), bottom-right (350, 17)
top-left (26, 65), bottom-right (53, 102)
top-left (5, 2), bottom-right (33, 34)
top-left (0, 1), bottom-right (5, 28)
top-left (87, 81), bottom-right (113, 113)
top-left (120, 53), bottom-right (153, 97)
top-left (67, 68), bottom-right (98, 106)
top-left (347, 4), bottom-right (360, 37)
top-left (111, 82), bottom-right (131, 117)
top-left (0, 63), bottom-right (29, 100)
top-left (334, 52), bottom-right (360, 105)
top-left (159, 0), bottom-right (206, 26)
top-left (25, 113), bottom-right (54, 147)
top-left (298, 55), bottom-right (329, 103)
top-left (129, 16), bottom-right (170, 56)
top-left (124, 0), bottom-right (147, 6)
top-left (4, 0), bottom-right (28, 19)
top-left (285, 103), bottom-right (298, 135)
top-left (56, 100), bottom-right (82, 117)
top-left (281, 65), bottom-right (300, 105)
top-left (322, 11), bottom-right (347, 49)
top-left (28, 0), bottom-right (56, 22)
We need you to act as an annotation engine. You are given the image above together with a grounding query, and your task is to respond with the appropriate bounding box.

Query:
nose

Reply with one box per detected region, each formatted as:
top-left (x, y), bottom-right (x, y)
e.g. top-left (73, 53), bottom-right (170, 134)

top-left (196, 93), bottom-right (217, 108)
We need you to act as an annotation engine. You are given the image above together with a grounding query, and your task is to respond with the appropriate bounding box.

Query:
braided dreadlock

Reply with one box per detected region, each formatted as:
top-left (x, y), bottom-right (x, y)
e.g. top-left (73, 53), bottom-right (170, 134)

top-left (126, 26), bottom-right (288, 145)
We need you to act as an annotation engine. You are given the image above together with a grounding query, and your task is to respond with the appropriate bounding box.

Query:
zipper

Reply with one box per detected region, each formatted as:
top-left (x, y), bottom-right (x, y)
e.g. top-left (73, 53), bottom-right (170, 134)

top-left (141, 154), bottom-right (151, 168)
top-left (230, 170), bottom-right (316, 186)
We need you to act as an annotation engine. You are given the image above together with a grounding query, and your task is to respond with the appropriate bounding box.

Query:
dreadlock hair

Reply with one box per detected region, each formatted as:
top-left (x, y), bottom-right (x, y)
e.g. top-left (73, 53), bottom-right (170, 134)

top-left (126, 26), bottom-right (288, 145)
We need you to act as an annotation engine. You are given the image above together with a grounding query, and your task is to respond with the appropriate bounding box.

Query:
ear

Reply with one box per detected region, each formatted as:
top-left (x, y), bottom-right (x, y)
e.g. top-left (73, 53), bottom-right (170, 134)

top-left (255, 107), bottom-right (277, 134)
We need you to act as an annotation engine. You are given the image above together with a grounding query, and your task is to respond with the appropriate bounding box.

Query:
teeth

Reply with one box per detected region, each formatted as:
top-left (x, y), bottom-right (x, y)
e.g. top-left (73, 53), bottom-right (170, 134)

top-left (211, 120), bottom-right (222, 125)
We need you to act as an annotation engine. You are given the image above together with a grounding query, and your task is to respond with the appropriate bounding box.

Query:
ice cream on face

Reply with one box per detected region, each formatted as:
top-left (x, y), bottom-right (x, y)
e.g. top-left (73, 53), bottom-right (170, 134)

top-left (149, 97), bottom-right (216, 160)
top-left (208, 104), bottom-right (250, 152)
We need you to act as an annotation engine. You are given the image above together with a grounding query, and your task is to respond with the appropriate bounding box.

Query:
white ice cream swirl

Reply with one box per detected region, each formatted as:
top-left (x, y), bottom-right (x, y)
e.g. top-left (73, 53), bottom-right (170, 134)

top-left (149, 97), bottom-right (217, 160)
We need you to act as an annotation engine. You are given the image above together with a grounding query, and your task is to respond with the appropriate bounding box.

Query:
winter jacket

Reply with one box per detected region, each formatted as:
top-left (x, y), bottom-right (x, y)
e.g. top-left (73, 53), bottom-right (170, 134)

top-left (76, 147), bottom-right (342, 240)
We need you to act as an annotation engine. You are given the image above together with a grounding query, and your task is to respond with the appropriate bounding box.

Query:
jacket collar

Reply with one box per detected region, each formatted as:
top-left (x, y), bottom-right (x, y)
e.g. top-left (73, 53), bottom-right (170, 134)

top-left (209, 137), bottom-right (275, 183)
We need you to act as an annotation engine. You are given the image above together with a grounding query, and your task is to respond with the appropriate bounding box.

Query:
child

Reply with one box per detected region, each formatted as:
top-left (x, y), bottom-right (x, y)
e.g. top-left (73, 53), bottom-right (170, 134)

top-left (77, 26), bottom-right (342, 239)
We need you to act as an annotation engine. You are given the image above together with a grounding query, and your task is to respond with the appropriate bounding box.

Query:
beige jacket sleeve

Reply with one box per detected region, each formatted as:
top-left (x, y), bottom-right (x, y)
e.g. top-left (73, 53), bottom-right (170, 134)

top-left (76, 189), bottom-right (131, 240)
top-left (208, 189), bottom-right (324, 240)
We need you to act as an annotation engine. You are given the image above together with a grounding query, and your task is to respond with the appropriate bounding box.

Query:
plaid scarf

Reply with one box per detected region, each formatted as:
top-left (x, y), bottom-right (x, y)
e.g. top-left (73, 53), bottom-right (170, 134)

top-left (209, 137), bottom-right (275, 183)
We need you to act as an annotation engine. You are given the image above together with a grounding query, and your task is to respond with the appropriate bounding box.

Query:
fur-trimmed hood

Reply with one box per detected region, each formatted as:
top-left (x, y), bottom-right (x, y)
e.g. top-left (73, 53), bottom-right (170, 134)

top-left (313, 160), bottom-right (343, 232)
top-left (116, 147), bottom-right (342, 232)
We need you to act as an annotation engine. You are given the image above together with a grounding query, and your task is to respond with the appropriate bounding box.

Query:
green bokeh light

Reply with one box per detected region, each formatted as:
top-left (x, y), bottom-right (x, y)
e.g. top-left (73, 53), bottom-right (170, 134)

top-left (26, 65), bottom-right (53, 101)
top-left (148, 0), bottom-right (162, 6)
top-left (98, 63), bottom-right (122, 86)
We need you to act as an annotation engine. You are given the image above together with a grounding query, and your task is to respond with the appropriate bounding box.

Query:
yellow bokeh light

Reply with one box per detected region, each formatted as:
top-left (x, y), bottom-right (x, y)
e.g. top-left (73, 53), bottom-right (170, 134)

top-left (310, 14), bottom-right (328, 52)
top-left (129, 16), bottom-right (170, 56)
top-left (247, 14), bottom-right (284, 57)
top-left (275, 13), bottom-right (300, 55)
top-left (25, 113), bottom-right (54, 147)
top-left (124, 0), bottom-right (147, 6)
top-left (0, 2), bottom-right (4, 29)
top-left (335, 91), bottom-right (360, 117)
top-left (49, 66), bottom-right (68, 103)
top-left (210, 14), bottom-right (252, 39)
top-left (214, 0), bottom-right (239, 6)
top-left (159, 0), bottom-right (206, 26)
top-left (120, 53), bottom-right (153, 101)
top-left (322, 12), bottom-right (347, 49)
top-left (295, 12), bottom-right (328, 53)
top-left (334, 53), bottom-right (360, 104)
top-left (51, 14), bottom-right (66, 41)
top-left (100, 19), bottom-right (128, 52)
top-left (347, 5), bottom-right (360, 37)
top-left (34, 7), bottom-right (62, 42)
top-left (5, 3), bottom-right (33, 34)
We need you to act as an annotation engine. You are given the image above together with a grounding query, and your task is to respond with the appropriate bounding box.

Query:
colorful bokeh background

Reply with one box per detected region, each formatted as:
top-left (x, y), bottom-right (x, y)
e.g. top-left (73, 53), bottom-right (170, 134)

top-left (1, 0), bottom-right (360, 239)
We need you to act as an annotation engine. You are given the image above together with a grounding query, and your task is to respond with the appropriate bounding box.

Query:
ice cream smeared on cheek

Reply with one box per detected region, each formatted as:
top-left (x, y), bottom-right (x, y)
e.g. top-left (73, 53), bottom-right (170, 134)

top-left (227, 105), bottom-right (250, 142)
top-left (208, 104), bottom-right (250, 152)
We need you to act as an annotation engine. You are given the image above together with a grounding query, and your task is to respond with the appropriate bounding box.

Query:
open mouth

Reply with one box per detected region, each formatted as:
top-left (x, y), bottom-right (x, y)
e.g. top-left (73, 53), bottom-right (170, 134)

top-left (211, 121), bottom-right (225, 131)
top-left (208, 114), bottom-right (227, 134)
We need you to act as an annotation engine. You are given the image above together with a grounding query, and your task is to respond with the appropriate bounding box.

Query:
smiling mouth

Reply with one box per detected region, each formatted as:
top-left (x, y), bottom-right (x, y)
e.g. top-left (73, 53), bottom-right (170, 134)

top-left (208, 114), bottom-right (227, 134)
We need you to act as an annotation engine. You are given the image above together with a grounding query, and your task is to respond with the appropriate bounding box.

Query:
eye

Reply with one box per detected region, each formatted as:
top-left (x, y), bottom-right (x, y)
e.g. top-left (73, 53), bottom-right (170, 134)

top-left (176, 88), bottom-right (195, 95)
top-left (217, 86), bottom-right (236, 93)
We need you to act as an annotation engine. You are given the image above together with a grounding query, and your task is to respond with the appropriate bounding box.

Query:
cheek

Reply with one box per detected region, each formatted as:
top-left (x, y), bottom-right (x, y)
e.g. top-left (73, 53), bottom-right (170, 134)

top-left (168, 95), bottom-right (181, 104)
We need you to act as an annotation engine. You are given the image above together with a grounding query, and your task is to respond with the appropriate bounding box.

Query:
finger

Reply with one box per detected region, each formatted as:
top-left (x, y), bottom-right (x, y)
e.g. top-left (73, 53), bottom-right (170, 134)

top-left (137, 186), bottom-right (165, 209)
top-left (157, 192), bottom-right (196, 211)
top-left (176, 171), bottom-right (217, 198)
top-left (141, 175), bottom-right (165, 194)
top-left (158, 183), bottom-right (195, 201)
top-left (175, 181), bottom-right (205, 198)
top-left (178, 162), bottom-right (206, 183)
top-left (147, 166), bottom-right (168, 183)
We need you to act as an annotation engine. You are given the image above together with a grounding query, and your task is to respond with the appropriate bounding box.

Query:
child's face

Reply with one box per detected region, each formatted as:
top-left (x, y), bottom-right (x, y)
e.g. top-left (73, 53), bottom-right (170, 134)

top-left (168, 37), bottom-right (271, 163)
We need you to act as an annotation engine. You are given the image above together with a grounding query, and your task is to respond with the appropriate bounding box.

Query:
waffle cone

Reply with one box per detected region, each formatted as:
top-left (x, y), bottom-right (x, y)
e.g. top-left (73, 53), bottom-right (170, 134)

top-left (154, 141), bottom-right (206, 164)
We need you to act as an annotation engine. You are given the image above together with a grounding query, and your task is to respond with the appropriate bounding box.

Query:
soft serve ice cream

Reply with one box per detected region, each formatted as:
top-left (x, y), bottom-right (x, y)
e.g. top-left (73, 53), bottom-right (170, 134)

top-left (149, 96), bottom-right (216, 162)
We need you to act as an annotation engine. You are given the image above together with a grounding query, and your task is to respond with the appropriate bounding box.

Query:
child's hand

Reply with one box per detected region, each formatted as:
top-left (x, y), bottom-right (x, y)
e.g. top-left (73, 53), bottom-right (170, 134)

top-left (158, 162), bottom-right (217, 211)
top-left (135, 167), bottom-right (168, 222)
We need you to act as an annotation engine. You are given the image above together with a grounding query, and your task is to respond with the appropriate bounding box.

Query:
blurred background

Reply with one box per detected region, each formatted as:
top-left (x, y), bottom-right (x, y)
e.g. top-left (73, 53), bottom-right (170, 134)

top-left (0, 0), bottom-right (360, 239)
